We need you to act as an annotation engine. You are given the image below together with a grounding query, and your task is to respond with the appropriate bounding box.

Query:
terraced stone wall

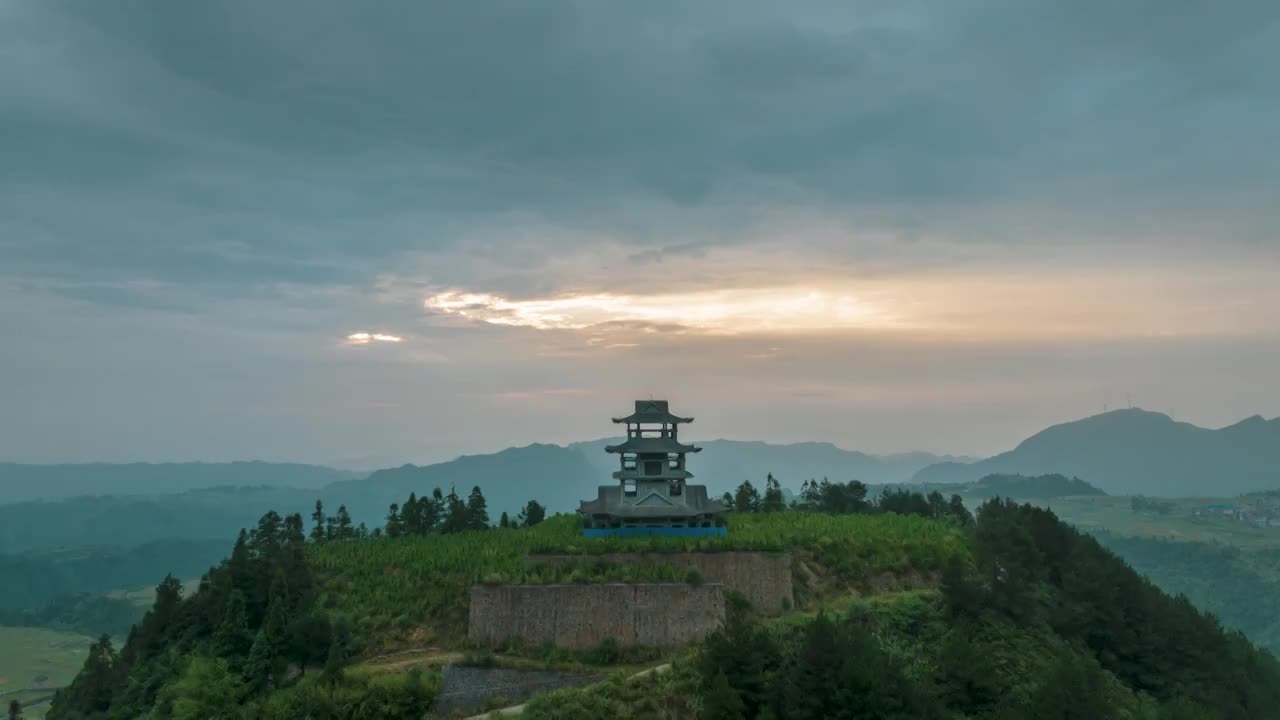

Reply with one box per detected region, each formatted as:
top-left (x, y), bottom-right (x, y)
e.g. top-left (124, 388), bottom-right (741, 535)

top-left (468, 583), bottom-right (725, 649)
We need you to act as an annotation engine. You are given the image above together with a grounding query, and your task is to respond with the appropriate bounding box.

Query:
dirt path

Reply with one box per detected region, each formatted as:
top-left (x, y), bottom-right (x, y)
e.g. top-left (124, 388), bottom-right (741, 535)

top-left (358, 647), bottom-right (465, 673)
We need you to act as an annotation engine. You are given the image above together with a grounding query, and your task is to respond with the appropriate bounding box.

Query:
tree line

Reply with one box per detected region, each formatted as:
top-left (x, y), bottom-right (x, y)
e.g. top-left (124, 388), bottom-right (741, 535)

top-left (306, 488), bottom-right (547, 543)
top-left (48, 510), bottom-right (336, 719)
top-left (721, 474), bottom-right (973, 525)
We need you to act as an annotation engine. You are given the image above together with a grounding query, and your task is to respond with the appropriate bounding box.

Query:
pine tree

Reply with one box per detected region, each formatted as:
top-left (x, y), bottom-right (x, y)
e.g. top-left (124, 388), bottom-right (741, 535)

top-left (499, 511), bottom-right (510, 529)
top-left (702, 670), bottom-right (746, 720)
top-left (402, 493), bottom-right (420, 535)
top-left (226, 529), bottom-right (252, 598)
top-left (948, 494), bottom-right (975, 526)
top-left (441, 486), bottom-right (468, 533)
top-left (262, 571), bottom-right (290, 648)
top-left (940, 554), bottom-right (984, 618)
top-left (250, 510), bottom-right (284, 558)
top-left (320, 636), bottom-right (347, 687)
top-left (385, 502), bottom-right (402, 538)
top-left (244, 630), bottom-right (275, 693)
top-left (283, 512), bottom-right (306, 545)
top-left (466, 486), bottom-right (490, 530)
top-left (335, 505), bottom-right (353, 540)
top-left (212, 590), bottom-right (252, 660)
top-left (430, 487), bottom-right (446, 531)
top-left (49, 635), bottom-right (117, 718)
top-left (800, 478), bottom-right (820, 508)
top-left (720, 491), bottom-right (735, 511)
top-left (421, 487), bottom-right (442, 531)
top-left (783, 611), bottom-right (840, 718)
top-left (517, 499), bottom-right (546, 527)
top-left (309, 500), bottom-right (325, 542)
top-left (699, 593), bottom-right (777, 717)
top-left (762, 473), bottom-right (785, 512)
top-left (733, 480), bottom-right (761, 514)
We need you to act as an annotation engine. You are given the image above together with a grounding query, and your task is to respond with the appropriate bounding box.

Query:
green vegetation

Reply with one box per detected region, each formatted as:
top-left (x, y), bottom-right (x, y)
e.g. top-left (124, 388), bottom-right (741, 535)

top-left (309, 511), bottom-right (966, 649)
top-left (1093, 532), bottom-right (1280, 653)
top-left (47, 512), bottom-right (331, 720)
top-left (965, 473), bottom-right (1105, 499)
top-left (45, 478), bottom-right (1280, 719)
top-left (522, 500), bottom-right (1280, 719)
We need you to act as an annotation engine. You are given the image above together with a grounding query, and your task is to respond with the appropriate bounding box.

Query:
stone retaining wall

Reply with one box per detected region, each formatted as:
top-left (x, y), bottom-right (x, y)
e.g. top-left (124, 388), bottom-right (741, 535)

top-left (468, 583), bottom-right (725, 649)
top-left (528, 551), bottom-right (794, 613)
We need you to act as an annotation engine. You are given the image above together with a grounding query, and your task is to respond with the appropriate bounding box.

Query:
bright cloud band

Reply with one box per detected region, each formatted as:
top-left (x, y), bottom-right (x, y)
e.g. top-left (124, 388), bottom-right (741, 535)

top-left (347, 332), bottom-right (404, 345)
top-left (423, 288), bottom-right (899, 335)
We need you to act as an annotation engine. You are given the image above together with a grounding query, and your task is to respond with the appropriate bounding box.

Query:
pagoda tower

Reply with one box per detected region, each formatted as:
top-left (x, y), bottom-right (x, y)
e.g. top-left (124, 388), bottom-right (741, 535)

top-left (578, 400), bottom-right (727, 537)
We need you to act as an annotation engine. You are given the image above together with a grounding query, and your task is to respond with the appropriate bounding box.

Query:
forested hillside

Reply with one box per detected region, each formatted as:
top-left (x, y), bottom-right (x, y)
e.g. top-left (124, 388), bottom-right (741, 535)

top-left (1093, 532), bottom-right (1280, 653)
top-left (45, 482), bottom-right (1280, 719)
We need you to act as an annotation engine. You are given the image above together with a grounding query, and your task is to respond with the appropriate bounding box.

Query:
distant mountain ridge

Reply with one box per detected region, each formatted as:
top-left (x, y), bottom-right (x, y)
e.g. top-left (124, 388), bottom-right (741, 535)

top-left (912, 409), bottom-right (1280, 496)
top-left (0, 442), bottom-right (965, 553)
top-left (0, 461), bottom-right (364, 504)
top-left (569, 438), bottom-right (970, 488)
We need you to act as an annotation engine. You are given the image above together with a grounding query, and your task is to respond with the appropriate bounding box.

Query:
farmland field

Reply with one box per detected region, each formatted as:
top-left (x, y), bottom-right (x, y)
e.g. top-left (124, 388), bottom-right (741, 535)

top-left (0, 626), bottom-right (93, 719)
top-left (1026, 495), bottom-right (1280, 548)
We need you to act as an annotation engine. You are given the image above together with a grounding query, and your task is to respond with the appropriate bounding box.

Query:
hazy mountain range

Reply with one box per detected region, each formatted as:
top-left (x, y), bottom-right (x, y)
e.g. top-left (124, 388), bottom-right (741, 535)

top-left (912, 409), bottom-right (1280, 496)
top-left (0, 461), bottom-right (361, 504)
top-left (3, 409), bottom-right (1278, 555)
top-left (0, 442), bottom-right (962, 554)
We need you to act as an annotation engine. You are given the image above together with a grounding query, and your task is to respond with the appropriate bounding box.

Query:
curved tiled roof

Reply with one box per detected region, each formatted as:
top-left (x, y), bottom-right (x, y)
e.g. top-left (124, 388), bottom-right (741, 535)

top-left (604, 437), bottom-right (701, 454)
top-left (611, 399), bottom-right (694, 425)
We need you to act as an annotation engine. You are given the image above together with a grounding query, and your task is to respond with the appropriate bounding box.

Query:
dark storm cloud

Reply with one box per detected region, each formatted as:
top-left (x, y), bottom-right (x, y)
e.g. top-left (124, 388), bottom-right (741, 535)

top-left (2, 0), bottom-right (1277, 300)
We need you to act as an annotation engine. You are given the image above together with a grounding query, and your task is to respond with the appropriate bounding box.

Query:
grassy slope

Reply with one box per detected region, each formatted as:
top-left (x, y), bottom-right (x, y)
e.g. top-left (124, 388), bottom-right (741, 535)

top-left (307, 512), bottom-right (967, 653)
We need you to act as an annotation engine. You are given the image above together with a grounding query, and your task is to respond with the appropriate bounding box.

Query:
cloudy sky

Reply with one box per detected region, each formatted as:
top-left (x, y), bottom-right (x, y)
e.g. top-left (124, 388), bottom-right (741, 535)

top-left (2, 0), bottom-right (1277, 466)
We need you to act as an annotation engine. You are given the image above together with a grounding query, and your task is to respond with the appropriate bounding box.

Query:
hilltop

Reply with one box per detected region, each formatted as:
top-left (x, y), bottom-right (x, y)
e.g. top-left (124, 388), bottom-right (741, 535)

top-left (914, 409), bottom-right (1280, 496)
top-left (44, 493), bottom-right (1280, 720)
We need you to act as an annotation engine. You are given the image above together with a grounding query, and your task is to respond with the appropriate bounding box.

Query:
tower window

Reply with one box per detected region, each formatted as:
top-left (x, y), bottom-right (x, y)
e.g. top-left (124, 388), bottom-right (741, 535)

top-left (644, 460), bottom-right (662, 476)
